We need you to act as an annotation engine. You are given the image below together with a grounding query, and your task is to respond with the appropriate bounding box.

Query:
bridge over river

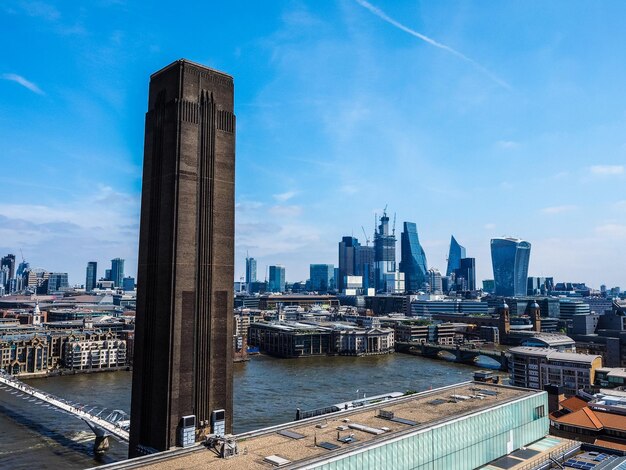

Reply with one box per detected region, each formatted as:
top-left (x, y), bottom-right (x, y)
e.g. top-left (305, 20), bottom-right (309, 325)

top-left (0, 370), bottom-right (129, 455)
top-left (396, 342), bottom-right (510, 371)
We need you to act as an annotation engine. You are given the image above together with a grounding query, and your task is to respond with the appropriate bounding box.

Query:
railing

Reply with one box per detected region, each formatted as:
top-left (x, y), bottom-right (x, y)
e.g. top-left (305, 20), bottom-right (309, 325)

top-left (0, 370), bottom-right (129, 442)
top-left (514, 440), bottom-right (580, 470)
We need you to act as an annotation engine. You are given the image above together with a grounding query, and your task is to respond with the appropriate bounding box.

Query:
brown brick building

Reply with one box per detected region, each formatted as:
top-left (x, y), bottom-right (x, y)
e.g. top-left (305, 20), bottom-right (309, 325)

top-left (130, 60), bottom-right (235, 456)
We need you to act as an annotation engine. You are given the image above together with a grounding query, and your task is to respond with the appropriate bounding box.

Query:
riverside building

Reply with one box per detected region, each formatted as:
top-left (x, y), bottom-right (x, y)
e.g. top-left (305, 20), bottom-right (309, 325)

top-left (510, 346), bottom-right (602, 396)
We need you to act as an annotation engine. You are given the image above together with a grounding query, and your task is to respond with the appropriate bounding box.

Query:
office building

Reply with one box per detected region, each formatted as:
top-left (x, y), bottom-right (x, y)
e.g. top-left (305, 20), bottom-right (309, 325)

top-left (490, 237), bottom-right (531, 297)
top-left (63, 338), bottom-right (127, 370)
top-left (85, 261), bottom-right (97, 292)
top-left (309, 264), bottom-right (334, 293)
top-left (373, 211), bottom-right (396, 293)
top-left (338, 236), bottom-right (359, 292)
top-left (455, 257), bottom-right (476, 291)
top-left (0, 254), bottom-right (15, 286)
top-left (445, 235), bottom-right (466, 277)
top-left (410, 298), bottom-right (489, 316)
top-left (0, 268), bottom-right (7, 296)
top-left (248, 322), bottom-right (394, 357)
top-left (399, 221), bottom-right (428, 293)
top-left (559, 299), bottom-right (591, 320)
top-left (130, 60), bottom-right (235, 455)
top-left (527, 276), bottom-right (552, 296)
top-left (47, 272), bottom-right (69, 294)
top-left (355, 244), bottom-right (374, 290)
top-left (245, 255), bottom-right (256, 288)
top-left (122, 276), bottom-right (135, 292)
top-left (110, 258), bottom-right (124, 288)
top-left (268, 265), bottom-right (286, 293)
top-left (509, 347), bottom-right (602, 396)
top-left (427, 268), bottom-right (442, 293)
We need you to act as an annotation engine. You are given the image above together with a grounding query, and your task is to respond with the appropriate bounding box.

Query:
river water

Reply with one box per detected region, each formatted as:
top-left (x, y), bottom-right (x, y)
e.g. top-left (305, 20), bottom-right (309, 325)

top-left (0, 354), bottom-right (492, 469)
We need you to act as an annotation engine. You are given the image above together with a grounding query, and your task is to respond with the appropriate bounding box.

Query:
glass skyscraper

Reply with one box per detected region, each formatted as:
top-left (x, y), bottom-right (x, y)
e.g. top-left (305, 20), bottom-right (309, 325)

top-left (446, 235), bottom-right (466, 277)
top-left (310, 264), bottom-right (334, 293)
top-left (268, 265), bottom-right (286, 293)
top-left (245, 255), bottom-right (257, 285)
top-left (399, 221), bottom-right (428, 292)
top-left (491, 237), bottom-right (531, 297)
top-left (110, 257), bottom-right (124, 288)
top-left (355, 245), bottom-right (375, 290)
top-left (85, 261), bottom-right (97, 292)
top-left (338, 236), bottom-right (359, 292)
top-left (374, 212), bottom-right (396, 292)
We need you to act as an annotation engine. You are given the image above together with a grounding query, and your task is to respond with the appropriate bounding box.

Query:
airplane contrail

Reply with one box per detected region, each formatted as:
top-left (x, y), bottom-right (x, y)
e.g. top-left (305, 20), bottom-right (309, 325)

top-left (354, 0), bottom-right (511, 90)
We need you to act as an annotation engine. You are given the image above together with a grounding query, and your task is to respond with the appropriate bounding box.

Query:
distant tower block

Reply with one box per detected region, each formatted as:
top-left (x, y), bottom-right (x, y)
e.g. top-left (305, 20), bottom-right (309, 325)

top-left (130, 60), bottom-right (235, 457)
top-left (498, 301), bottom-right (511, 337)
top-left (530, 300), bottom-right (541, 332)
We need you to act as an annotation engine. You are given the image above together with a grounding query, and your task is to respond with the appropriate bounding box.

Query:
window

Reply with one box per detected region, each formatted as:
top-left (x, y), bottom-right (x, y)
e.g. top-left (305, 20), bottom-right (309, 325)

top-left (534, 405), bottom-right (545, 419)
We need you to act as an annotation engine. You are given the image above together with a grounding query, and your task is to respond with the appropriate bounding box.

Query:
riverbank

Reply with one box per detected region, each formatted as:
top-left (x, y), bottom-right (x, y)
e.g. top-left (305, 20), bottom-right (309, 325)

top-left (12, 365), bottom-right (131, 380)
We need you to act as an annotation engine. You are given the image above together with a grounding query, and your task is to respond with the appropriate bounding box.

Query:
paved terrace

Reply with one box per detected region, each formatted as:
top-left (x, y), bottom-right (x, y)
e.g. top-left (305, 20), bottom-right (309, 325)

top-left (106, 382), bottom-right (538, 470)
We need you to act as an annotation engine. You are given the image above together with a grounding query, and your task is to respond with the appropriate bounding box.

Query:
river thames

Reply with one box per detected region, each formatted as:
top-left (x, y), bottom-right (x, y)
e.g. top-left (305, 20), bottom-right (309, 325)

top-left (0, 353), bottom-right (496, 469)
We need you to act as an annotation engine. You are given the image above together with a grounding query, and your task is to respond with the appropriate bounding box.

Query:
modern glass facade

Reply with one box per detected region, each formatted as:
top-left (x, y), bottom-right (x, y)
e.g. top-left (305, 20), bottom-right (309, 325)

top-left (308, 392), bottom-right (549, 470)
top-left (355, 245), bottom-right (374, 290)
top-left (310, 264), bottom-right (334, 293)
top-left (47, 272), bottom-right (69, 294)
top-left (491, 238), bottom-right (531, 297)
top-left (455, 257), bottom-right (476, 291)
top-left (374, 213), bottom-right (396, 292)
top-left (110, 257), bottom-right (125, 288)
top-left (85, 261), bottom-right (97, 292)
top-left (268, 265), bottom-right (285, 293)
top-left (446, 235), bottom-right (466, 277)
top-left (245, 256), bottom-right (257, 285)
top-left (338, 236), bottom-right (359, 292)
top-left (399, 222), bottom-right (428, 292)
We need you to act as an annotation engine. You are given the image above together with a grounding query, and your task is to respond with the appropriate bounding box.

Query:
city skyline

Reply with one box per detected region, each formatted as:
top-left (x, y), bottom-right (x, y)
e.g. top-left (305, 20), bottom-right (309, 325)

top-left (2, 1), bottom-right (626, 287)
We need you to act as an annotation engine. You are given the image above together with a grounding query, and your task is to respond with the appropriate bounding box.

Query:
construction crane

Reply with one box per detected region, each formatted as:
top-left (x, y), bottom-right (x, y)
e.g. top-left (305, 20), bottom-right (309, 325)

top-left (392, 212), bottom-right (397, 237)
top-left (361, 226), bottom-right (370, 246)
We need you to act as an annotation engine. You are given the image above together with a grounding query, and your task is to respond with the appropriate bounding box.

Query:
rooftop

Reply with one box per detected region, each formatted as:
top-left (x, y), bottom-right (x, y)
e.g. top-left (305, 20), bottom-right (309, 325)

top-left (110, 382), bottom-right (539, 469)
top-left (151, 59), bottom-right (233, 80)
top-left (597, 368), bottom-right (626, 379)
top-left (509, 347), bottom-right (602, 363)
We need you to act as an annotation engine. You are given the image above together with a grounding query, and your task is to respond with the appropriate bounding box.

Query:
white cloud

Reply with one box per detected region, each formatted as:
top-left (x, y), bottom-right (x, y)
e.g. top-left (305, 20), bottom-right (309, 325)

top-left (0, 186), bottom-right (140, 283)
top-left (595, 224), bottom-right (626, 238)
top-left (339, 184), bottom-right (359, 195)
top-left (495, 140), bottom-right (519, 150)
top-left (541, 205), bottom-right (577, 214)
top-left (353, 0), bottom-right (510, 89)
top-left (19, 1), bottom-right (60, 21)
top-left (273, 191), bottom-right (298, 202)
top-left (484, 223), bottom-right (496, 230)
top-left (590, 165), bottom-right (624, 175)
top-left (268, 205), bottom-right (303, 217)
top-left (1, 73), bottom-right (44, 95)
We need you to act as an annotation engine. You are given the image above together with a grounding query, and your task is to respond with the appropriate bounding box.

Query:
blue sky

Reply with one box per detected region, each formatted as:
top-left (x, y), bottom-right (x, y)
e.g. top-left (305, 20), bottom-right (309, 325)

top-left (1, 0), bottom-right (626, 288)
